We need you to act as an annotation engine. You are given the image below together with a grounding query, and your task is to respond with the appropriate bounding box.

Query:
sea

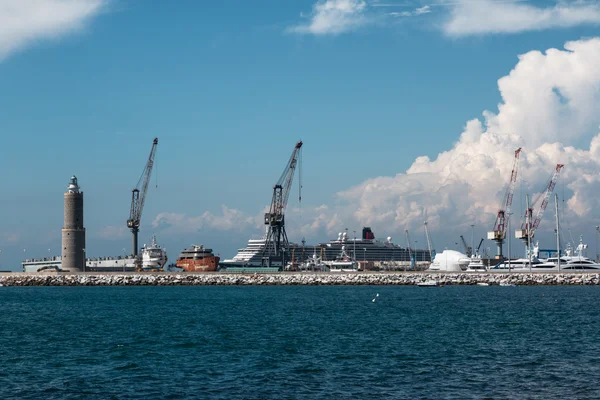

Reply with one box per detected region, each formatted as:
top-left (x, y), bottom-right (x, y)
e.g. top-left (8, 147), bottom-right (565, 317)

top-left (1, 285), bottom-right (600, 399)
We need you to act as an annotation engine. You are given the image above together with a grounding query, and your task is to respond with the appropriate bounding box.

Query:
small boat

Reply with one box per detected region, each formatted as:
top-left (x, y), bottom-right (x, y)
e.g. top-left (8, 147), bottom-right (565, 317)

top-left (417, 280), bottom-right (440, 287)
top-left (476, 282), bottom-right (490, 286)
top-left (499, 282), bottom-right (517, 287)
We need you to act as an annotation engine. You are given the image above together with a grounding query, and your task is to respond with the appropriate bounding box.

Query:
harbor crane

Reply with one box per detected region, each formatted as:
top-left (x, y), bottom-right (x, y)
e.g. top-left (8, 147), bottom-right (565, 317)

top-left (460, 235), bottom-right (472, 257)
top-left (488, 148), bottom-right (522, 259)
top-left (262, 140), bottom-right (303, 267)
top-left (516, 163), bottom-right (564, 245)
top-left (405, 229), bottom-right (415, 269)
top-left (127, 138), bottom-right (158, 258)
top-left (475, 238), bottom-right (484, 257)
top-left (424, 221), bottom-right (435, 262)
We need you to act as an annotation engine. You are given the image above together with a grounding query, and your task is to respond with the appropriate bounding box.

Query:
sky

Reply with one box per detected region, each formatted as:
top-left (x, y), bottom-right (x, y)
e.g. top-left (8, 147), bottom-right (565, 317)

top-left (2, 0), bottom-right (600, 270)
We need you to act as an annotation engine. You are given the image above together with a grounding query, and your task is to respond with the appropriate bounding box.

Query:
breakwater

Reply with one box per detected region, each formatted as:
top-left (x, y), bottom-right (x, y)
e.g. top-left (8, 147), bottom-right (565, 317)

top-left (1, 272), bottom-right (600, 286)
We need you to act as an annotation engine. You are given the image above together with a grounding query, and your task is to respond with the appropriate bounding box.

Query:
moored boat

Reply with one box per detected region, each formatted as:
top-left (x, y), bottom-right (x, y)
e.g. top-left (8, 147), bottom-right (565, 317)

top-left (176, 244), bottom-right (220, 272)
top-left (141, 235), bottom-right (168, 270)
top-left (417, 280), bottom-right (440, 287)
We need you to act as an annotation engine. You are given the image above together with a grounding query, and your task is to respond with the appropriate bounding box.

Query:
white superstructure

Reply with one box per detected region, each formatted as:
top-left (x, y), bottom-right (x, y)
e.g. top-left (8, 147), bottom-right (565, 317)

top-left (22, 255), bottom-right (137, 273)
top-left (323, 244), bottom-right (358, 272)
top-left (141, 235), bottom-right (168, 270)
top-left (492, 236), bottom-right (600, 271)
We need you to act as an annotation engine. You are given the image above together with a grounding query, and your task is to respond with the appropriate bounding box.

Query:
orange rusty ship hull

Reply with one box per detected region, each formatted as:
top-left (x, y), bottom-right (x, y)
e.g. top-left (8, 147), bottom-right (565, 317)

top-left (176, 256), bottom-right (220, 272)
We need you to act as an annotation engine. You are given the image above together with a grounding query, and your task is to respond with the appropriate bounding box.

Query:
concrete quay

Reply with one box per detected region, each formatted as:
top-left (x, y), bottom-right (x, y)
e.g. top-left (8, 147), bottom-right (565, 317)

top-left (1, 272), bottom-right (600, 286)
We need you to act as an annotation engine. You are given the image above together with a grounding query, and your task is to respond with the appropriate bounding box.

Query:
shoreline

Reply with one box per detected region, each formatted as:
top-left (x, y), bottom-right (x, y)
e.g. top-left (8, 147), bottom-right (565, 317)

top-left (1, 271), bottom-right (600, 286)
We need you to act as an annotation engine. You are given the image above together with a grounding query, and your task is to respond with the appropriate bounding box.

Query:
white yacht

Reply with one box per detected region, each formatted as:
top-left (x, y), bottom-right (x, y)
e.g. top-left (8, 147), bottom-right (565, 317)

top-left (466, 255), bottom-right (487, 272)
top-left (141, 235), bottom-right (168, 270)
top-left (297, 250), bottom-right (329, 272)
top-left (543, 237), bottom-right (600, 270)
top-left (323, 245), bottom-right (358, 272)
top-left (492, 237), bottom-right (600, 271)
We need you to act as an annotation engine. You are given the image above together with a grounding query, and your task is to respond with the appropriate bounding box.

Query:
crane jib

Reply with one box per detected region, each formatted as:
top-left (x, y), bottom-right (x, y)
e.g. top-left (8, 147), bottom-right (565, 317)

top-left (127, 138), bottom-right (158, 257)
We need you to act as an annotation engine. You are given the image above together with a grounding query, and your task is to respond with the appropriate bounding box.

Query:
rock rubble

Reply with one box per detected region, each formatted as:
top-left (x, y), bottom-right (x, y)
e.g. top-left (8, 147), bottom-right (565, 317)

top-left (1, 272), bottom-right (600, 286)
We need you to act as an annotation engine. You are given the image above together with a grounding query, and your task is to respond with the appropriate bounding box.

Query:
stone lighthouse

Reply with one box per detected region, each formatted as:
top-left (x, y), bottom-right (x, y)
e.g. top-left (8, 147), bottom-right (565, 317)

top-left (61, 176), bottom-right (86, 272)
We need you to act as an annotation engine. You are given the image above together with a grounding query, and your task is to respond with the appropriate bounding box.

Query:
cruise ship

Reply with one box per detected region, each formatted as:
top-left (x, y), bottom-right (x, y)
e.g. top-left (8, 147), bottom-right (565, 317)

top-left (220, 227), bottom-right (433, 271)
top-left (220, 235), bottom-right (284, 272)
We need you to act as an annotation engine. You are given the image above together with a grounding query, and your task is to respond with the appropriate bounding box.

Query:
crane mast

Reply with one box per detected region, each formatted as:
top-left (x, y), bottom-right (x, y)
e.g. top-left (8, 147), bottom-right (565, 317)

top-left (127, 138), bottom-right (158, 258)
top-left (424, 221), bottom-right (435, 262)
top-left (262, 140), bottom-right (303, 267)
top-left (488, 147), bottom-right (522, 259)
top-left (516, 164), bottom-right (564, 244)
top-left (405, 229), bottom-right (415, 269)
top-left (460, 235), bottom-right (472, 257)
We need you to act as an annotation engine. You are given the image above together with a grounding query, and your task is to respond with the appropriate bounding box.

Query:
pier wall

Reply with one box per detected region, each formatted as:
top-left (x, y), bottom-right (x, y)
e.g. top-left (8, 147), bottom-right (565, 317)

top-left (1, 272), bottom-right (600, 286)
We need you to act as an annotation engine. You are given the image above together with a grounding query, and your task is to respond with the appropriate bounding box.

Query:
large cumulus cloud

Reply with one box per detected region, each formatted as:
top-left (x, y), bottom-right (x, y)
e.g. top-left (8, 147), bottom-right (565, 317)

top-left (337, 37), bottom-right (600, 238)
top-left (150, 38), bottom-right (600, 248)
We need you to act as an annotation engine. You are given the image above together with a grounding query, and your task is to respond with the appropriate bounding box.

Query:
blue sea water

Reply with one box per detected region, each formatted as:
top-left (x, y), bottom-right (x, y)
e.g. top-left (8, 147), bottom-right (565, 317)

top-left (1, 285), bottom-right (600, 399)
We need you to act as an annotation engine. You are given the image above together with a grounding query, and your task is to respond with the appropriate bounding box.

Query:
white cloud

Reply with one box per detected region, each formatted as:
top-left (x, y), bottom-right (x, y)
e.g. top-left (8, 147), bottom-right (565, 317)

top-left (145, 38), bottom-right (600, 254)
top-left (288, 0), bottom-right (370, 35)
top-left (443, 0), bottom-right (600, 37)
top-left (332, 37), bottom-right (600, 241)
top-left (389, 5), bottom-right (432, 17)
top-left (152, 205), bottom-right (262, 235)
top-left (0, 0), bottom-right (107, 62)
top-left (97, 225), bottom-right (129, 240)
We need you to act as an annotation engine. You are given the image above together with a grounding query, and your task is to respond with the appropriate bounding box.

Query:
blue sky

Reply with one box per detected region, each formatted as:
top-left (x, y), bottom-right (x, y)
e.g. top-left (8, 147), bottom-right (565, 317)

top-left (2, 0), bottom-right (600, 270)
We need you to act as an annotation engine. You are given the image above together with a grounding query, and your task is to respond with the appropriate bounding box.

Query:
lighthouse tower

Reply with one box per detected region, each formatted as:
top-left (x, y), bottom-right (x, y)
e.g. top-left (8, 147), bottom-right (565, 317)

top-left (61, 176), bottom-right (86, 272)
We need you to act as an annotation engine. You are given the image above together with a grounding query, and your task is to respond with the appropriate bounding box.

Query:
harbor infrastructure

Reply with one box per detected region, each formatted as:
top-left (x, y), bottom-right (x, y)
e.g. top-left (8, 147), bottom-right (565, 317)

top-left (22, 256), bottom-right (137, 273)
top-left (3, 271), bottom-right (600, 287)
top-left (61, 176), bottom-right (85, 272)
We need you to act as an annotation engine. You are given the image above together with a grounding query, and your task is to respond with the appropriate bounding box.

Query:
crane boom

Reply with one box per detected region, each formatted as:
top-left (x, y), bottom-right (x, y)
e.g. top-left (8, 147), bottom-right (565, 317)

top-left (262, 140), bottom-right (303, 267)
top-left (405, 229), bottom-right (415, 269)
top-left (492, 148), bottom-right (522, 236)
top-left (518, 164), bottom-right (564, 241)
top-left (460, 235), bottom-right (472, 257)
top-left (424, 221), bottom-right (435, 262)
top-left (127, 138), bottom-right (158, 257)
top-left (488, 147), bottom-right (522, 258)
top-left (476, 238), bottom-right (484, 255)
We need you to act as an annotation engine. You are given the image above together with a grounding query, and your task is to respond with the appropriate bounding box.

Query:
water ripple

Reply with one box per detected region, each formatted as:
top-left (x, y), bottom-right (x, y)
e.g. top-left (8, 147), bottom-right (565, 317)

top-left (2, 286), bottom-right (600, 399)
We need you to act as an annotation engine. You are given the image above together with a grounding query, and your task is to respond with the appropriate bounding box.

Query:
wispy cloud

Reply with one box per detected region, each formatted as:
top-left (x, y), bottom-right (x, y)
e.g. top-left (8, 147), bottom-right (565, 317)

top-left (97, 225), bottom-right (129, 240)
top-left (289, 0), bottom-right (600, 36)
top-left (0, 0), bottom-right (108, 62)
top-left (288, 0), bottom-right (371, 35)
top-left (443, 0), bottom-right (600, 37)
top-left (388, 5), bottom-right (432, 17)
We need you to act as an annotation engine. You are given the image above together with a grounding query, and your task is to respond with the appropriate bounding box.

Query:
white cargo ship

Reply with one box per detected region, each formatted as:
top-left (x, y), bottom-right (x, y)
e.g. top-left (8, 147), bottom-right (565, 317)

top-left (22, 255), bottom-right (137, 273)
top-left (140, 235), bottom-right (168, 270)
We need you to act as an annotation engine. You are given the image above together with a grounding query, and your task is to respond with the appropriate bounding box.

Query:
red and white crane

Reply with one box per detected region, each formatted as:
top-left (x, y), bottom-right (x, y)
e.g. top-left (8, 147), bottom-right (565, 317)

top-left (516, 163), bottom-right (564, 243)
top-left (488, 148), bottom-right (522, 259)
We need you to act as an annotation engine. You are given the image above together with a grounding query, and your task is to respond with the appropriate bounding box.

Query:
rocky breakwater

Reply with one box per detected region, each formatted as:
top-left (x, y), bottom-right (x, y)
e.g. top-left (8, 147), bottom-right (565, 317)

top-left (1, 272), bottom-right (600, 286)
